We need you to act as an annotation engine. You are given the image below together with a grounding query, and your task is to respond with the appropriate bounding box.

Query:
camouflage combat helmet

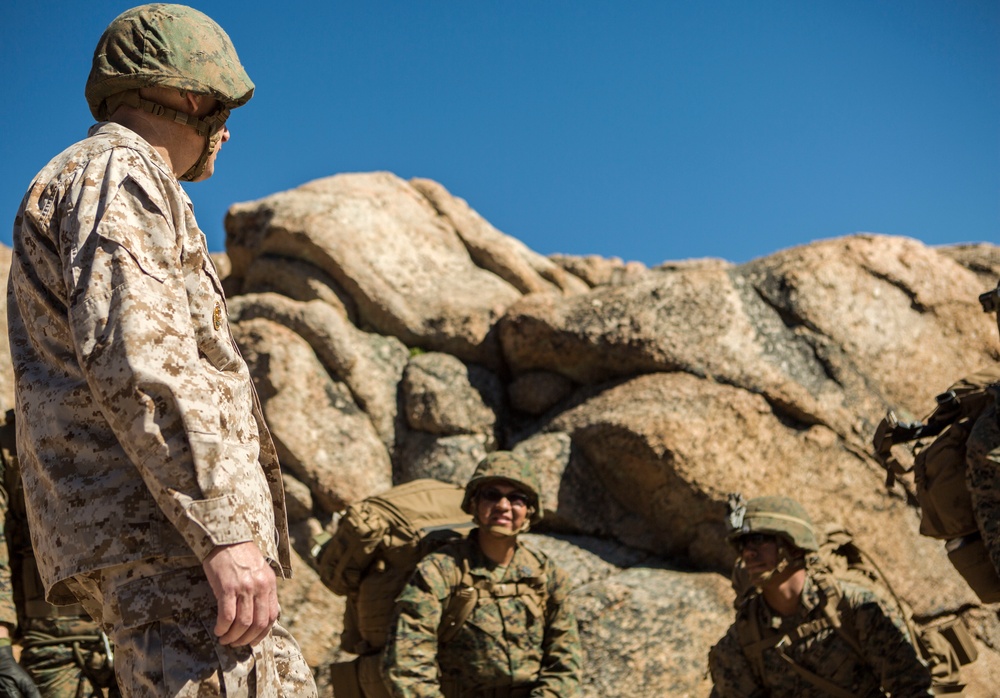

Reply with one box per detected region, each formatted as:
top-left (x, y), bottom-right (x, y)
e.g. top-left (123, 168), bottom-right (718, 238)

top-left (462, 451), bottom-right (543, 525)
top-left (85, 4), bottom-right (254, 181)
top-left (727, 494), bottom-right (819, 552)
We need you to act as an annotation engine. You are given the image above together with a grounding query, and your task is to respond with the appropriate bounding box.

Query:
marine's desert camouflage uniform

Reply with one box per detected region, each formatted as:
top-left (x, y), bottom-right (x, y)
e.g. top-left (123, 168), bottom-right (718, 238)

top-left (709, 573), bottom-right (933, 697)
top-left (7, 120), bottom-right (315, 697)
top-left (383, 533), bottom-right (581, 698)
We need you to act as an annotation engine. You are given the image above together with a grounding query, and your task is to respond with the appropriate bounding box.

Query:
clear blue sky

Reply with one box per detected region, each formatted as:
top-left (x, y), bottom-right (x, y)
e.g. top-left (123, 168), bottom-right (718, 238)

top-left (2, 1), bottom-right (997, 266)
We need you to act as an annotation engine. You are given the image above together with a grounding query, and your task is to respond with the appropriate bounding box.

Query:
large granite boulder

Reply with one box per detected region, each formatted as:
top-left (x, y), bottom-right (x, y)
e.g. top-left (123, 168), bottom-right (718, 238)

top-left (2, 172), bottom-right (998, 695)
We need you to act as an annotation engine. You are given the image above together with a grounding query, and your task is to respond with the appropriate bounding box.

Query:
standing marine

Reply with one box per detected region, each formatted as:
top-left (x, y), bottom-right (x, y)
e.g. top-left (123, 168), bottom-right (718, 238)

top-left (708, 495), bottom-right (933, 697)
top-left (382, 452), bottom-right (582, 698)
top-left (7, 4), bottom-right (316, 695)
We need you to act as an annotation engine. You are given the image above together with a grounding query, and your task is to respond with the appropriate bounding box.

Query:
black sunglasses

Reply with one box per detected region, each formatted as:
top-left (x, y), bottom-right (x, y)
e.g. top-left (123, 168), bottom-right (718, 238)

top-left (735, 533), bottom-right (778, 552)
top-left (479, 487), bottom-right (530, 508)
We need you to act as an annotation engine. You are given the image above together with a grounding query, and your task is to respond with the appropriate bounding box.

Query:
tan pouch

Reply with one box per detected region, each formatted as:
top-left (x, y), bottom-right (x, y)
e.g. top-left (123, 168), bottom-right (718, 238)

top-left (357, 652), bottom-right (393, 698)
top-left (331, 659), bottom-right (363, 698)
top-left (947, 536), bottom-right (1000, 604)
top-left (933, 616), bottom-right (979, 666)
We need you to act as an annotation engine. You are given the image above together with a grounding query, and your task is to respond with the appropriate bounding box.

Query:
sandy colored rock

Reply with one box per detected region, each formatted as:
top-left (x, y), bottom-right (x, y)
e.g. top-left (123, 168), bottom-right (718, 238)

top-left (225, 172), bottom-right (528, 367)
top-left (507, 370), bottom-right (575, 415)
top-left (401, 352), bottom-right (502, 447)
top-left (411, 178), bottom-right (589, 296)
top-left (229, 293), bottom-right (408, 450)
top-left (395, 432), bottom-right (489, 486)
top-left (232, 316), bottom-right (392, 513)
top-left (0, 246), bottom-right (13, 414)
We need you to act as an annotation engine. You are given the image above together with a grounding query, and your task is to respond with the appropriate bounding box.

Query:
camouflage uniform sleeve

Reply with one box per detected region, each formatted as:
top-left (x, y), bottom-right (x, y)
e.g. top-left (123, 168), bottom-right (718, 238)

top-left (0, 468), bottom-right (15, 630)
top-left (383, 557), bottom-right (452, 698)
top-left (530, 563), bottom-right (582, 698)
top-left (63, 169), bottom-right (256, 561)
top-left (846, 585), bottom-right (934, 697)
top-left (707, 623), bottom-right (768, 698)
top-left (966, 403), bottom-right (1000, 576)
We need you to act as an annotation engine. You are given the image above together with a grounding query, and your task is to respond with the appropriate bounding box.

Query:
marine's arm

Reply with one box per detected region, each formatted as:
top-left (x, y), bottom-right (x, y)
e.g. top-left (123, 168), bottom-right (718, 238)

top-left (383, 560), bottom-right (450, 698)
top-left (707, 625), bottom-right (769, 698)
top-left (966, 407), bottom-right (1000, 576)
top-left (850, 589), bottom-right (933, 697)
top-left (530, 564), bottom-right (582, 698)
top-left (64, 161), bottom-right (273, 642)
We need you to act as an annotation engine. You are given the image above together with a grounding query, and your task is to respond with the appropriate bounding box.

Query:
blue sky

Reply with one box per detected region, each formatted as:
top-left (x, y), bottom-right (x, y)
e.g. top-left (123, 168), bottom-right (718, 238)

top-left (2, 1), bottom-right (997, 266)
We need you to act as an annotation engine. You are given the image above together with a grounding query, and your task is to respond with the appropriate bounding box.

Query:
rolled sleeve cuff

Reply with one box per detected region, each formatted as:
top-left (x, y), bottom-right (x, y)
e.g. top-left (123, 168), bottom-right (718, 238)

top-left (176, 494), bottom-right (255, 561)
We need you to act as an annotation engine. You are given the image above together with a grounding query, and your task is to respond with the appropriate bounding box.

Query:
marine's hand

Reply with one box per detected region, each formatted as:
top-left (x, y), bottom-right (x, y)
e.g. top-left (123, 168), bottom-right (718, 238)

top-left (203, 541), bottom-right (279, 647)
top-left (0, 644), bottom-right (41, 698)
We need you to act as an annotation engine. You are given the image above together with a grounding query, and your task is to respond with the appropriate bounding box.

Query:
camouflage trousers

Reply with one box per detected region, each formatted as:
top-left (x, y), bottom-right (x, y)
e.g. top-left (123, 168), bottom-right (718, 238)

top-left (20, 617), bottom-right (119, 698)
top-left (63, 556), bottom-right (317, 698)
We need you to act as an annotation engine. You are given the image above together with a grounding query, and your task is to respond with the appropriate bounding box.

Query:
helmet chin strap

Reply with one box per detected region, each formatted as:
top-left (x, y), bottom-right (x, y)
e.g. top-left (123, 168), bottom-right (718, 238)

top-left (751, 543), bottom-right (805, 591)
top-left (483, 521), bottom-right (531, 538)
top-left (180, 127), bottom-right (223, 181)
top-left (103, 90), bottom-right (229, 181)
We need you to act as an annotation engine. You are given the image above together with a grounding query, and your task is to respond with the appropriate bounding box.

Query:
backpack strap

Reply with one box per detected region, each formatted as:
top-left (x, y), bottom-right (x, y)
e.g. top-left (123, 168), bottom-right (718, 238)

top-left (812, 572), bottom-right (866, 659)
top-left (771, 645), bottom-right (861, 698)
top-left (438, 557), bottom-right (475, 643)
top-left (436, 544), bottom-right (551, 643)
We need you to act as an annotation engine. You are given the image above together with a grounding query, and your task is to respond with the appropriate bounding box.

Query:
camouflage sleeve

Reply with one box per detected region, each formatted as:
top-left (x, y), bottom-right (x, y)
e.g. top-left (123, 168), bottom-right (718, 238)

top-left (846, 585), bottom-right (934, 697)
top-left (966, 404), bottom-right (1000, 576)
top-left (707, 624), bottom-right (768, 698)
top-left (63, 171), bottom-right (256, 561)
top-left (531, 563), bottom-right (582, 698)
top-left (383, 558), bottom-right (451, 698)
top-left (0, 467), bottom-right (15, 630)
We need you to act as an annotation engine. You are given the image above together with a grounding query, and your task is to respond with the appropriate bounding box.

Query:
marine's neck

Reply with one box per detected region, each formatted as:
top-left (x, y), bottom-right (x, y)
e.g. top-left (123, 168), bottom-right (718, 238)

top-left (477, 529), bottom-right (517, 566)
top-left (762, 567), bottom-right (807, 617)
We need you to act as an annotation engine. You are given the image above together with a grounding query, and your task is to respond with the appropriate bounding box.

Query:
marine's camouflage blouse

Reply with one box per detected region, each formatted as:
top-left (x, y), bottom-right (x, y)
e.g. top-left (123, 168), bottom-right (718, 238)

top-left (7, 122), bottom-right (290, 605)
top-left (383, 533), bottom-right (582, 698)
top-left (708, 574), bottom-right (933, 697)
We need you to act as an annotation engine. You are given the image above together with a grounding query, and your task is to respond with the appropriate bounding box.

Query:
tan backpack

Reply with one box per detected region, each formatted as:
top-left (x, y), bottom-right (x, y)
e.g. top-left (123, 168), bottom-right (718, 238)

top-left (873, 365), bottom-right (1000, 602)
top-left (734, 528), bottom-right (976, 696)
top-left (314, 478), bottom-right (476, 654)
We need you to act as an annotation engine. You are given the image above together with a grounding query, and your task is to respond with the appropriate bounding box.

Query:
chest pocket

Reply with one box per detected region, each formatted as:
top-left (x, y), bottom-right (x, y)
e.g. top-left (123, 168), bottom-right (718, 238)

top-left (183, 225), bottom-right (240, 373)
top-left (463, 576), bottom-right (547, 641)
top-left (464, 597), bottom-right (508, 641)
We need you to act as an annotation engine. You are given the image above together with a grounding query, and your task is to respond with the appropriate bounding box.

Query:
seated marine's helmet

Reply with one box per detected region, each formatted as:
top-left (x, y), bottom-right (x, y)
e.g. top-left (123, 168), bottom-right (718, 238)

top-left (462, 451), bottom-right (544, 526)
top-left (85, 4), bottom-right (254, 180)
top-left (727, 494), bottom-right (819, 553)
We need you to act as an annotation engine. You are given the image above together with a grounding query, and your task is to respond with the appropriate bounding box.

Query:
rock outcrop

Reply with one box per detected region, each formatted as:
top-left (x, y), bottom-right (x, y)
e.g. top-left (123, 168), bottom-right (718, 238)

top-left (4, 172), bottom-right (1000, 695)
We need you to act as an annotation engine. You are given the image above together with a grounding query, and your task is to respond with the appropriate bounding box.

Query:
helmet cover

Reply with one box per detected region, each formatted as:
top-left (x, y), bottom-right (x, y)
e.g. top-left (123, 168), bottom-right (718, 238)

top-left (727, 494), bottom-right (819, 552)
top-left (86, 3), bottom-right (254, 120)
top-left (462, 451), bottom-right (543, 525)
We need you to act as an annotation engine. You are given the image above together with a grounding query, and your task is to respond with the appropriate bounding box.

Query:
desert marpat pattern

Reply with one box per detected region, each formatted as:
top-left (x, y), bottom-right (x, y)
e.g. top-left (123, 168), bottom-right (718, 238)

top-left (708, 573), bottom-right (933, 697)
top-left (7, 121), bottom-right (290, 606)
top-left (384, 535), bottom-right (581, 698)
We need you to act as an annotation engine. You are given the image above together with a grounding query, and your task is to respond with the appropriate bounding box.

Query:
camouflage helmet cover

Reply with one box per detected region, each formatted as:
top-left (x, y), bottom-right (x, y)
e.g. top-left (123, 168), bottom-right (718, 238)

top-left (86, 4), bottom-right (254, 120)
top-left (727, 494), bottom-right (819, 552)
top-left (462, 451), bottom-right (543, 525)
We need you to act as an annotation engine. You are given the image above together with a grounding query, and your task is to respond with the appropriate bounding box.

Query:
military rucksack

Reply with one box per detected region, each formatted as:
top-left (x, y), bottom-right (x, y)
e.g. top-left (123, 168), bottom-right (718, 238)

top-left (313, 478), bottom-right (476, 655)
top-left (734, 528), bottom-right (976, 696)
top-left (314, 478), bottom-right (553, 698)
top-left (872, 365), bottom-right (1000, 603)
